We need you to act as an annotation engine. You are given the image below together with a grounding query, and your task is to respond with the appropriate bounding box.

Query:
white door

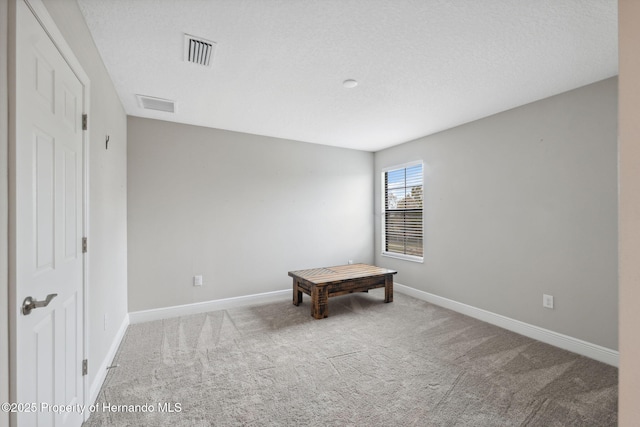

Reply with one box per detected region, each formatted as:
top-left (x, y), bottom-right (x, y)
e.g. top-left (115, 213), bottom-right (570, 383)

top-left (14, 0), bottom-right (85, 425)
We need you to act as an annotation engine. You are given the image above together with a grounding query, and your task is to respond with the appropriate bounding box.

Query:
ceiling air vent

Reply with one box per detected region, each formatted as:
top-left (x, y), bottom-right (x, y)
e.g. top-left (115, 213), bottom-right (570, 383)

top-left (136, 95), bottom-right (175, 113)
top-left (184, 34), bottom-right (216, 67)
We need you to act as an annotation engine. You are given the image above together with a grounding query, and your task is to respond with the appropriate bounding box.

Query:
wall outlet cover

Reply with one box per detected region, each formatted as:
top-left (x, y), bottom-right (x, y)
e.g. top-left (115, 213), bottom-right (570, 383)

top-left (543, 294), bottom-right (554, 309)
top-left (194, 275), bottom-right (203, 286)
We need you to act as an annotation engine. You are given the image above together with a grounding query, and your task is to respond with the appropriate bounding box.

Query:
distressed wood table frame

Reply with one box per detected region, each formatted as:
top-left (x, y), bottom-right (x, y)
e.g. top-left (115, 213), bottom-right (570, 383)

top-left (288, 263), bottom-right (397, 319)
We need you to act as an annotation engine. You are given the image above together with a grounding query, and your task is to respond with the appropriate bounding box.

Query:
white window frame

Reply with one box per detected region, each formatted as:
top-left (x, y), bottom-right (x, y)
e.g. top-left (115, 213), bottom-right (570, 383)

top-left (381, 160), bottom-right (424, 263)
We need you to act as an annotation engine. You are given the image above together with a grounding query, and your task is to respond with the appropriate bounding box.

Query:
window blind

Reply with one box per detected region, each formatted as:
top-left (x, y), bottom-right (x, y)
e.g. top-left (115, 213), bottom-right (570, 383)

top-left (384, 163), bottom-right (423, 258)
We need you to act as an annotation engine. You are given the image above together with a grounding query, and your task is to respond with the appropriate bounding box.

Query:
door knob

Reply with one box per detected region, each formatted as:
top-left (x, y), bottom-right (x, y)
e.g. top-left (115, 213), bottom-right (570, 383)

top-left (22, 293), bottom-right (58, 315)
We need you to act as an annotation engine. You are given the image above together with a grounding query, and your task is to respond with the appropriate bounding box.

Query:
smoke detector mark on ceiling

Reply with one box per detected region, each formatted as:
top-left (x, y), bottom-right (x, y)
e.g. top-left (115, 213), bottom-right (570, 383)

top-left (136, 94), bottom-right (175, 113)
top-left (184, 34), bottom-right (216, 67)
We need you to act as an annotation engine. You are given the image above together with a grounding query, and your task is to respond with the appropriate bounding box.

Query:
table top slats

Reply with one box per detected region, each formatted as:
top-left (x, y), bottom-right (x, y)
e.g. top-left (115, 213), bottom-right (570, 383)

top-left (288, 263), bottom-right (397, 285)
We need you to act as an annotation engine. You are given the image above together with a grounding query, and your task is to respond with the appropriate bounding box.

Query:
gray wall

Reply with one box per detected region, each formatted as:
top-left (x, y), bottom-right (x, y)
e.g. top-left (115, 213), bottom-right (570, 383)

top-left (374, 77), bottom-right (618, 350)
top-left (43, 0), bottom-right (129, 388)
top-left (127, 117), bottom-right (374, 312)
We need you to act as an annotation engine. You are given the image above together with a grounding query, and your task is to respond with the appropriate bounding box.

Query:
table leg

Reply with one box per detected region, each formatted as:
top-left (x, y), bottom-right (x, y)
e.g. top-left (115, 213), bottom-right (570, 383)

top-left (311, 285), bottom-right (328, 319)
top-left (384, 274), bottom-right (393, 303)
top-left (292, 278), bottom-right (302, 306)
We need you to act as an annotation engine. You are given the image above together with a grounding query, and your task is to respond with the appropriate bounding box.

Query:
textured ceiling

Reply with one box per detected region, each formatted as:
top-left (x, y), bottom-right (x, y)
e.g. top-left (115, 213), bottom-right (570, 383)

top-left (77, 0), bottom-right (618, 152)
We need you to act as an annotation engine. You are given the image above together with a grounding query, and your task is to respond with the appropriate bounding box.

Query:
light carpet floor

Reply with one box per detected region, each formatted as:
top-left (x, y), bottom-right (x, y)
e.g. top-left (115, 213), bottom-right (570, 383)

top-left (83, 289), bottom-right (617, 426)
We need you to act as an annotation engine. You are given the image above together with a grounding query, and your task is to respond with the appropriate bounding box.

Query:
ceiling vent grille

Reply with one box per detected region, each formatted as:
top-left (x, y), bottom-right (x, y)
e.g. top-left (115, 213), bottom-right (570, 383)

top-left (184, 34), bottom-right (216, 67)
top-left (136, 95), bottom-right (175, 113)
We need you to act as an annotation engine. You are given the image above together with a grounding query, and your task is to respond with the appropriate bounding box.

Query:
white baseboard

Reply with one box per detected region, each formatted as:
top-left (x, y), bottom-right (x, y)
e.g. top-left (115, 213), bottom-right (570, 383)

top-left (126, 284), bottom-right (618, 366)
top-left (89, 313), bottom-right (130, 405)
top-left (395, 283), bottom-right (619, 367)
top-left (128, 289), bottom-right (291, 324)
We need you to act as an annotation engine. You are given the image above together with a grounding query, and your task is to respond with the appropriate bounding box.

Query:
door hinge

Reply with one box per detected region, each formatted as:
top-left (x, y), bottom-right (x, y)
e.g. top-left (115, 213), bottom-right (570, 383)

top-left (82, 237), bottom-right (88, 253)
top-left (82, 359), bottom-right (88, 376)
top-left (82, 114), bottom-right (88, 130)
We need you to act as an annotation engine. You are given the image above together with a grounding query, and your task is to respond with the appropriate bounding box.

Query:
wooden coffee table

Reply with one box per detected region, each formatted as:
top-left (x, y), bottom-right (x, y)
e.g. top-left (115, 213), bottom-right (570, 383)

top-left (289, 263), bottom-right (397, 319)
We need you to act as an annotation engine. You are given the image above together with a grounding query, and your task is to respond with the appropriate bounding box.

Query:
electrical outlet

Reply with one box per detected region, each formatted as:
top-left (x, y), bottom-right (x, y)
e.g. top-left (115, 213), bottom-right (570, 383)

top-left (348, 260), bottom-right (354, 265)
top-left (543, 294), bottom-right (554, 309)
top-left (194, 275), bottom-right (203, 286)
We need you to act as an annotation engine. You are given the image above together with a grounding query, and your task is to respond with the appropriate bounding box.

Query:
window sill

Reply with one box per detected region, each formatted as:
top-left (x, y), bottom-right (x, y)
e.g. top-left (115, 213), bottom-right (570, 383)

top-left (381, 252), bottom-right (424, 263)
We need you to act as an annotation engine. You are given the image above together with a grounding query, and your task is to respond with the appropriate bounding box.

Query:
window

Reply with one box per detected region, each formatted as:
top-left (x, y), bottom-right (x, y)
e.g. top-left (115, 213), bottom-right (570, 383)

top-left (382, 162), bottom-right (423, 262)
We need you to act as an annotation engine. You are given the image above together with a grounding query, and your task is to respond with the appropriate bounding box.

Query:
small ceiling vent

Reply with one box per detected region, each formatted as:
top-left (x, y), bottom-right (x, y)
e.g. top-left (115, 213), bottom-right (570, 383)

top-left (136, 94), bottom-right (175, 113)
top-left (184, 34), bottom-right (216, 67)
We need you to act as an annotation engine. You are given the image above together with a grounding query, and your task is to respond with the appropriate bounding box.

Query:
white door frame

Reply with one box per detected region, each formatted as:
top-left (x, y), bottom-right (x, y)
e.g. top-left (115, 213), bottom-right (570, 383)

top-left (1, 1), bottom-right (11, 426)
top-left (8, 0), bottom-right (91, 422)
